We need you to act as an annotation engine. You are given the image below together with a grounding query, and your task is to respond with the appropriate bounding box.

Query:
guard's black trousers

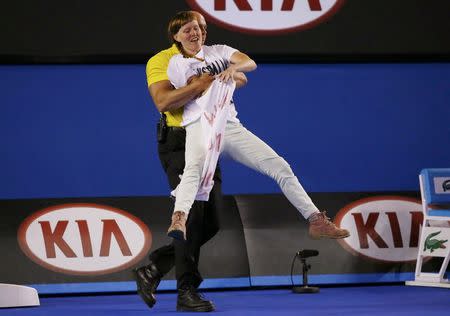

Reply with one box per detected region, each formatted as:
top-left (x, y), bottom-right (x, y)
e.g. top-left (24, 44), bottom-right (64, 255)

top-left (148, 127), bottom-right (222, 289)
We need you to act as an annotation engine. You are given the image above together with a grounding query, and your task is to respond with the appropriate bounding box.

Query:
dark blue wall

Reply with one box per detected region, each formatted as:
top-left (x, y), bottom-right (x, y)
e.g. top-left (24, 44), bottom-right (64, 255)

top-left (1, 64), bottom-right (449, 199)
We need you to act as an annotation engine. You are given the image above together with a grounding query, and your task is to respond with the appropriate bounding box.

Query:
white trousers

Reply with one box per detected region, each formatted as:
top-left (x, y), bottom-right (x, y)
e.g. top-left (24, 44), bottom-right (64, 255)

top-left (174, 120), bottom-right (319, 219)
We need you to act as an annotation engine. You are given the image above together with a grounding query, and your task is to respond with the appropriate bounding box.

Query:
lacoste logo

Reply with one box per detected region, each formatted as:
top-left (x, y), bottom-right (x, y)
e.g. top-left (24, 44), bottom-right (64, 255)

top-left (424, 231), bottom-right (447, 253)
top-left (443, 180), bottom-right (450, 192)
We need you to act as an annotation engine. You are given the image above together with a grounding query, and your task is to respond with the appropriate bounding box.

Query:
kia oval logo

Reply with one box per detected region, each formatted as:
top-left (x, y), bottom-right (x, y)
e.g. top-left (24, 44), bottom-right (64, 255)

top-left (18, 203), bottom-right (152, 275)
top-left (187, 0), bottom-right (346, 35)
top-left (335, 196), bottom-right (423, 263)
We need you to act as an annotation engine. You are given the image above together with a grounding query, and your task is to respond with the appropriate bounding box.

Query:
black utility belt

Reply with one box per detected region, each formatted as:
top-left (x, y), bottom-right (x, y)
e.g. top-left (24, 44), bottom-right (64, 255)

top-left (167, 126), bottom-right (184, 131)
top-left (157, 117), bottom-right (185, 143)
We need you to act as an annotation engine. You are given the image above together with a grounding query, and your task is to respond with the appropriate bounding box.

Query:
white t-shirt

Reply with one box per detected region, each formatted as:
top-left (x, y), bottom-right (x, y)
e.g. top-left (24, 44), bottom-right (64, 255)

top-left (167, 44), bottom-right (240, 126)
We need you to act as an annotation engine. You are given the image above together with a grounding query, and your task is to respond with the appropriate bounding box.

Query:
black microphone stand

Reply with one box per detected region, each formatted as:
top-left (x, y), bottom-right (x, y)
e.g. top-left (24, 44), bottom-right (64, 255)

top-left (292, 250), bottom-right (320, 294)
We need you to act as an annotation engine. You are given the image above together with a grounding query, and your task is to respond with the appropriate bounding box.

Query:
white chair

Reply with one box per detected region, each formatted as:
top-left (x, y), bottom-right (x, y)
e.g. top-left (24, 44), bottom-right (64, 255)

top-left (406, 168), bottom-right (450, 288)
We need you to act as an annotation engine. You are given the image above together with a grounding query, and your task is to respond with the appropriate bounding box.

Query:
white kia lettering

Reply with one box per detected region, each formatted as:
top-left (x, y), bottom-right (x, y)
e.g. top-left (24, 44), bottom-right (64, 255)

top-left (18, 204), bottom-right (152, 275)
top-left (187, 0), bottom-right (345, 34)
top-left (335, 196), bottom-right (423, 263)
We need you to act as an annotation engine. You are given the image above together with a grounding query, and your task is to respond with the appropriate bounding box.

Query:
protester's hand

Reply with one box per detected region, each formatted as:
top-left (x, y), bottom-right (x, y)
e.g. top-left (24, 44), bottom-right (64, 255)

top-left (233, 72), bottom-right (247, 88)
top-left (217, 65), bottom-right (237, 83)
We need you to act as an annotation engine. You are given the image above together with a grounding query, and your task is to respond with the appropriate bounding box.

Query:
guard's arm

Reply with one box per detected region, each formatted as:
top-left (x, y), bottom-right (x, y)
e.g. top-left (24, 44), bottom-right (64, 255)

top-left (149, 74), bottom-right (214, 113)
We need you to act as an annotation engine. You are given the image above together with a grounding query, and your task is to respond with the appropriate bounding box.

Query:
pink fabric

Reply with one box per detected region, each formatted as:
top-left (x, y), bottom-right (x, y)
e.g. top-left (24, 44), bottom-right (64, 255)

top-left (170, 79), bottom-right (235, 202)
top-left (196, 79), bottom-right (236, 201)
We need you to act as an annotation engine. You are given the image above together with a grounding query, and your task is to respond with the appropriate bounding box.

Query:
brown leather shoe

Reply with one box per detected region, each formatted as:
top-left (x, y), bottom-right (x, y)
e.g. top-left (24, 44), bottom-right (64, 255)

top-left (309, 211), bottom-right (350, 239)
top-left (167, 211), bottom-right (187, 241)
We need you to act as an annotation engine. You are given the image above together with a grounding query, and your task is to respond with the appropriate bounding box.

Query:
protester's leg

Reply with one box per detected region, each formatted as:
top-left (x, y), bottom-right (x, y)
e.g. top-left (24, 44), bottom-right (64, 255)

top-left (222, 122), bottom-right (349, 239)
top-left (173, 120), bottom-right (207, 214)
top-left (169, 120), bottom-right (208, 239)
top-left (222, 121), bottom-right (319, 219)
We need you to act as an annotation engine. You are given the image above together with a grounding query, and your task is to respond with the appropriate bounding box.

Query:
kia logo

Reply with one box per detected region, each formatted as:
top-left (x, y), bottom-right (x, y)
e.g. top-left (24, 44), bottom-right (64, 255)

top-left (187, 0), bottom-right (346, 34)
top-left (18, 203), bottom-right (152, 275)
top-left (335, 196), bottom-right (423, 263)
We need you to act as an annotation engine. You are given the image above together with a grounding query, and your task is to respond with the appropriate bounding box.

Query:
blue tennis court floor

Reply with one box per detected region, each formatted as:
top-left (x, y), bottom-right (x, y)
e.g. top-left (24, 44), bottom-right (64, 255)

top-left (2, 285), bottom-right (450, 316)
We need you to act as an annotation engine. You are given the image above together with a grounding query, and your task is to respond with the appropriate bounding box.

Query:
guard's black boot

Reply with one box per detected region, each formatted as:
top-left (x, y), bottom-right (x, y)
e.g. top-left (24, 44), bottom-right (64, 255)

top-left (133, 262), bottom-right (162, 308)
top-left (177, 286), bottom-right (215, 312)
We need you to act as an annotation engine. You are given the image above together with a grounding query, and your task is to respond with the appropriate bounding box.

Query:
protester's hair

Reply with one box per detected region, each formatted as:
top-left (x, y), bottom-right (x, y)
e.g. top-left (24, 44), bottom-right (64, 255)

top-left (167, 11), bottom-right (197, 55)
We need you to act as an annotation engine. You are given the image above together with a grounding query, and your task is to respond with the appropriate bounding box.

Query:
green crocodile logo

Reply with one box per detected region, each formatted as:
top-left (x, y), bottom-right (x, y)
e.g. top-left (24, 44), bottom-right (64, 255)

top-left (424, 231), bottom-right (448, 253)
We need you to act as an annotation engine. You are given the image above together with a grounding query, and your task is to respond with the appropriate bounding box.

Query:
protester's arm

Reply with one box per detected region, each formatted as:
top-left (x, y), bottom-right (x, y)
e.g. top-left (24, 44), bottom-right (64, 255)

top-left (149, 74), bottom-right (214, 112)
top-left (217, 51), bottom-right (257, 83)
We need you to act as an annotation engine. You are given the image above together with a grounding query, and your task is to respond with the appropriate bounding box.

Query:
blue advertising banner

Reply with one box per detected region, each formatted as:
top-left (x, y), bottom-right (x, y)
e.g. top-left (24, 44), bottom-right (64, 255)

top-left (2, 191), bottom-right (441, 294)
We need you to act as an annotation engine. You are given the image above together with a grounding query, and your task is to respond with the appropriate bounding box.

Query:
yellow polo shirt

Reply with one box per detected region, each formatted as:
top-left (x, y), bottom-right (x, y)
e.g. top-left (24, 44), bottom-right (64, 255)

top-left (146, 44), bottom-right (183, 127)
